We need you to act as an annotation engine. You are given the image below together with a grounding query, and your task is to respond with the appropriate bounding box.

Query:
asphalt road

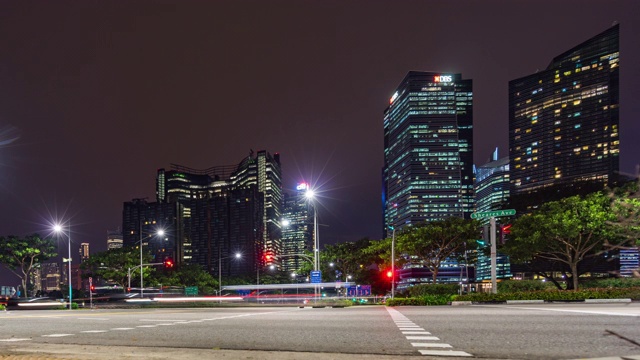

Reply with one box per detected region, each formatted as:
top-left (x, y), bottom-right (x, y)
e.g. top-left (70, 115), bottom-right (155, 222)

top-left (1, 303), bottom-right (639, 359)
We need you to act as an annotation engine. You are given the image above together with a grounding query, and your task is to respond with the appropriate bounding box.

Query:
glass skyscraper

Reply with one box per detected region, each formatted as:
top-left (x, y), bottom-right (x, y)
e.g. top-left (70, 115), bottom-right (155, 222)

top-left (281, 182), bottom-right (313, 273)
top-left (509, 25), bottom-right (619, 196)
top-left (383, 71), bottom-right (474, 237)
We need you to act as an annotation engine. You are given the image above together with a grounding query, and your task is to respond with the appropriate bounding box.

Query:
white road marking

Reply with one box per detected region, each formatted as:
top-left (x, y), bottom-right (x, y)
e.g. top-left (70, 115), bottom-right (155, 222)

top-left (42, 334), bottom-right (73, 337)
top-left (81, 330), bottom-right (108, 333)
top-left (418, 350), bottom-right (472, 357)
top-left (403, 331), bottom-right (433, 335)
top-left (491, 305), bottom-right (640, 317)
top-left (140, 319), bottom-right (184, 322)
top-left (406, 336), bottom-right (439, 340)
top-left (399, 327), bottom-right (425, 331)
top-left (110, 328), bottom-right (134, 330)
top-left (0, 338), bottom-right (31, 342)
top-left (77, 318), bottom-right (109, 321)
top-left (156, 323), bottom-right (175, 326)
top-left (136, 325), bottom-right (158, 328)
top-left (412, 343), bottom-right (452, 348)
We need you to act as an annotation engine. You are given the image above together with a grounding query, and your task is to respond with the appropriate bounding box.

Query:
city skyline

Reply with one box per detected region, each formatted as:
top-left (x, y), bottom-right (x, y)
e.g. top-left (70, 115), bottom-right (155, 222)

top-left (0, 1), bottom-right (639, 285)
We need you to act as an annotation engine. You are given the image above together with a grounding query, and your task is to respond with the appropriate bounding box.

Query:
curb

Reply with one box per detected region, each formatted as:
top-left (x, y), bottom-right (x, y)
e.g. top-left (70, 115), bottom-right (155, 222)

top-left (506, 300), bottom-right (544, 304)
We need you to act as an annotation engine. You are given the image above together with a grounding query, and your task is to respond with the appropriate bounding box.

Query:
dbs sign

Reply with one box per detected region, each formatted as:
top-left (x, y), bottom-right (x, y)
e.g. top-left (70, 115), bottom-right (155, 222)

top-left (434, 75), bottom-right (452, 83)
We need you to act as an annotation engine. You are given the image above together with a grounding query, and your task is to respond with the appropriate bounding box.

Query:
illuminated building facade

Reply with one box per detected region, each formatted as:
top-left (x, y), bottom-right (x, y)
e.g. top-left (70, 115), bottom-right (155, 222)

top-left (107, 231), bottom-right (123, 250)
top-left (152, 150), bottom-right (282, 278)
top-left (122, 198), bottom-right (183, 266)
top-left (509, 25), bottom-right (619, 196)
top-left (79, 243), bottom-right (90, 263)
top-left (474, 148), bottom-right (512, 281)
top-left (281, 183), bottom-right (313, 272)
top-left (383, 71), bottom-right (474, 237)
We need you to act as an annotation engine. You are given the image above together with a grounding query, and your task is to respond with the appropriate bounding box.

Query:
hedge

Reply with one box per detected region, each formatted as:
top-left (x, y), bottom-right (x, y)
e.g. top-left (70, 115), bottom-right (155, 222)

top-left (455, 287), bottom-right (640, 302)
top-left (406, 284), bottom-right (459, 297)
top-left (386, 294), bottom-right (456, 306)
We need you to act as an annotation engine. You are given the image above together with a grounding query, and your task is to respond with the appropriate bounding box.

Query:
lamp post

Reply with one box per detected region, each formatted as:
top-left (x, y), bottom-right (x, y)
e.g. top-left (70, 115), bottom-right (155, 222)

top-left (391, 226), bottom-right (396, 299)
top-left (138, 228), bottom-right (164, 298)
top-left (219, 253), bottom-right (241, 295)
top-left (53, 224), bottom-right (72, 310)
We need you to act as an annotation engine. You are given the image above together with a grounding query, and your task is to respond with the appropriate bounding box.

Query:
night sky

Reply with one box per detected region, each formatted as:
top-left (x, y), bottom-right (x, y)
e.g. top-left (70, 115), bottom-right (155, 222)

top-left (0, 1), bottom-right (638, 284)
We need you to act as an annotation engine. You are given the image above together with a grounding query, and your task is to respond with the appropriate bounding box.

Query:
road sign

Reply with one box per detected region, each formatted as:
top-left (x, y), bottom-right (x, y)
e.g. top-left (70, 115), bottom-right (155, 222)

top-left (184, 286), bottom-right (198, 296)
top-left (310, 271), bottom-right (322, 284)
top-left (471, 209), bottom-right (516, 219)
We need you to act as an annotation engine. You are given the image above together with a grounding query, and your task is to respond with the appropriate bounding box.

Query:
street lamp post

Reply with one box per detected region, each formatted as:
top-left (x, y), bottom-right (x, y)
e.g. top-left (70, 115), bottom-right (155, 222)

top-left (53, 224), bottom-right (72, 310)
top-left (304, 188), bottom-right (320, 300)
top-left (219, 253), bottom-right (241, 295)
top-left (391, 226), bottom-right (396, 299)
top-left (138, 228), bottom-right (164, 298)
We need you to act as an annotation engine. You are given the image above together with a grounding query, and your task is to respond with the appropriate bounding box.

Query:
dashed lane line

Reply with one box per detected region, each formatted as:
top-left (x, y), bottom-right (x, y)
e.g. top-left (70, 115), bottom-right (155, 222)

top-left (110, 328), bottom-right (134, 331)
top-left (412, 343), bottom-right (453, 348)
top-left (80, 330), bottom-right (108, 333)
top-left (41, 334), bottom-right (73, 337)
top-left (0, 338), bottom-right (31, 342)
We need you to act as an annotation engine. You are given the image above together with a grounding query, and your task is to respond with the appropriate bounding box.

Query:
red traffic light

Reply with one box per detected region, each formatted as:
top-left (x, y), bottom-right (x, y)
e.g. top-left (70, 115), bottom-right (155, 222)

top-left (386, 270), bottom-right (393, 278)
top-left (164, 258), bottom-right (174, 268)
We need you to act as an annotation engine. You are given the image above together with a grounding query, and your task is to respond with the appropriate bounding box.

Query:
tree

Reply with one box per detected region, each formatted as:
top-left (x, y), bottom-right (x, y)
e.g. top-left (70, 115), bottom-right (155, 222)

top-left (607, 180), bottom-right (640, 277)
top-left (149, 264), bottom-right (218, 293)
top-left (395, 217), bottom-right (480, 284)
top-left (80, 247), bottom-right (154, 291)
top-left (0, 234), bottom-right (57, 298)
top-left (503, 192), bottom-right (618, 290)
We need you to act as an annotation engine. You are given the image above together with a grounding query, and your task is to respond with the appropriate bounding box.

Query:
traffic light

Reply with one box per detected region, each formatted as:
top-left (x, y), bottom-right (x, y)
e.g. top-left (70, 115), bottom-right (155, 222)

top-left (164, 258), bottom-right (174, 268)
top-left (386, 270), bottom-right (393, 279)
top-left (90, 285), bottom-right (95, 292)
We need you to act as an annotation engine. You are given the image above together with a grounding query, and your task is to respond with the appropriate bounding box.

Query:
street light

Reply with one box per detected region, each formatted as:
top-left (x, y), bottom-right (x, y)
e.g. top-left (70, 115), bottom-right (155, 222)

top-left (304, 188), bottom-right (319, 272)
top-left (138, 229), bottom-right (164, 298)
top-left (391, 226), bottom-right (396, 299)
top-left (53, 223), bottom-right (72, 310)
top-left (219, 253), bottom-right (241, 295)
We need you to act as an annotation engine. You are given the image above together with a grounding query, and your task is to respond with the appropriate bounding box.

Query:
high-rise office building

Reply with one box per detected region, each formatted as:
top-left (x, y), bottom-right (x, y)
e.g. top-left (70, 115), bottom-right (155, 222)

top-left (79, 243), bottom-right (90, 262)
top-left (281, 182), bottom-right (313, 272)
top-left (383, 71), bottom-right (474, 237)
top-left (474, 148), bottom-right (512, 281)
top-left (152, 150), bottom-right (282, 278)
top-left (107, 230), bottom-right (123, 250)
top-left (122, 198), bottom-right (183, 266)
top-left (509, 25), bottom-right (619, 197)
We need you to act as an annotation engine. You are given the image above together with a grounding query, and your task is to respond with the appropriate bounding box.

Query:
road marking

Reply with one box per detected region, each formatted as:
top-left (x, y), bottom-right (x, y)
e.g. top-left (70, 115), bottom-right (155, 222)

top-left (418, 350), bottom-right (472, 357)
top-left (110, 328), bottom-right (134, 330)
top-left (406, 336), bottom-right (439, 340)
top-left (140, 319), bottom-right (185, 322)
top-left (508, 306), bottom-right (640, 317)
top-left (136, 325), bottom-right (158, 328)
top-left (81, 330), bottom-right (108, 333)
top-left (386, 307), bottom-right (473, 357)
top-left (0, 338), bottom-right (31, 342)
top-left (412, 343), bottom-right (452, 348)
top-left (42, 334), bottom-right (74, 337)
top-left (156, 323), bottom-right (175, 326)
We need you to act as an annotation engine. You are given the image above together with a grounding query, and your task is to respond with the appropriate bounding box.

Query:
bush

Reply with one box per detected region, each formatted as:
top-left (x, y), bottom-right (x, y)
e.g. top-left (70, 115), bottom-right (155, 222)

top-left (455, 287), bottom-right (640, 302)
top-left (386, 294), bottom-right (455, 306)
top-left (498, 280), bottom-right (554, 293)
top-left (407, 284), bottom-right (460, 297)
top-left (0, 304), bottom-right (5, 311)
top-left (580, 278), bottom-right (640, 289)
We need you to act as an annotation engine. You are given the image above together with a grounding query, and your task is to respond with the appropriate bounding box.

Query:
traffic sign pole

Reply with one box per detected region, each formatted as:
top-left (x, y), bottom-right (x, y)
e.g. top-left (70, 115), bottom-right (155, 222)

top-left (490, 217), bottom-right (497, 294)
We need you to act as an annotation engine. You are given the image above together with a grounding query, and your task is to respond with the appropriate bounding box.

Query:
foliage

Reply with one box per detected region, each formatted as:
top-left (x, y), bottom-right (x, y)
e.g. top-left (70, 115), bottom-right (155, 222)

top-left (80, 247), bottom-right (154, 290)
top-left (406, 284), bottom-right (459, 297)
top-left (580, 278), bottom-right (640, 289)
top-left (607, 180), bottom-right (640, 276)
top-left (0, 234), bottom-right (57, 298)
top-left (320, 238), bottom-right (390, 294)
top-left (497, 280), bottom-right (554, 293)
top-left (0, 304), bottom-right (5, 311)
top-left (395, 217), bottom-right (480, 283)
top-left (386, 295), bottom-right (455, 306)
top-left (502, 192), bottom-right (618, 290)
top-left (455, 287), bottom-right (640, 302)
top-left (149, 263), bottom-right (217, 294)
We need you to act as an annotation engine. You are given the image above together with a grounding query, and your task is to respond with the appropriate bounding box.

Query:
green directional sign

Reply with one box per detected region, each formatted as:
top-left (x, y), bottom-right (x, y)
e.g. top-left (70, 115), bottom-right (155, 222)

top-left (470, 209), bottom-right (516, 219)
top-left (184, 286), bottom-right (198, 296)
